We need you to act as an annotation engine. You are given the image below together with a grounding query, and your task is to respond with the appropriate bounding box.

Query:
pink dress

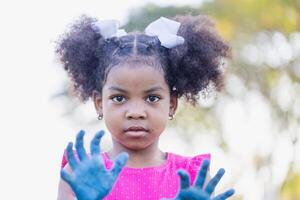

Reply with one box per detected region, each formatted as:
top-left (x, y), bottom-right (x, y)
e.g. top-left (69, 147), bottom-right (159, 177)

top-left (61, 152), bottom-right (210, 200)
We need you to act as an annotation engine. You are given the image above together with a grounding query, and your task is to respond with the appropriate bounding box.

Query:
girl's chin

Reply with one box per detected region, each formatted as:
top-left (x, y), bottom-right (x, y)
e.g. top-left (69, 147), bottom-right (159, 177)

top-left (121, 140), bottom-right (153, 151)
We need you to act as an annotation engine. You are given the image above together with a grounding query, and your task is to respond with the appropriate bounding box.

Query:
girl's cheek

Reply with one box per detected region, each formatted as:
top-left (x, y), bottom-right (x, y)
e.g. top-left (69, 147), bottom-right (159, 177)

top-left (103, 100), bottom-right (121, 113)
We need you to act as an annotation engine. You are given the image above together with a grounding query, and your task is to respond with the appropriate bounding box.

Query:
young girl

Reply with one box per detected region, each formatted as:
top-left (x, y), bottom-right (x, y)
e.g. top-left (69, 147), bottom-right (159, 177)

top-left (55, 14), bottom-right (234, 200)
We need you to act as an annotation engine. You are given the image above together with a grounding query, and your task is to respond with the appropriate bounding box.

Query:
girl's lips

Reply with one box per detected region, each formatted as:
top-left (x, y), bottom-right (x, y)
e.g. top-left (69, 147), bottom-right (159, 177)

top-left (124, 126), bottom-right (148, 132)
top-left (124, 130), bottom-right (148, 137)
top-left (124, 126), bottom-right (149, 137)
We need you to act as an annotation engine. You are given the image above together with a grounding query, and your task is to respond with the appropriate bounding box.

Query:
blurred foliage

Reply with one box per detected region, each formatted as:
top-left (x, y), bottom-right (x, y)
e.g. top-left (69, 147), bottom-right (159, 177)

top-left (125, 0), bottom-right (300, 38)
top-left (281, 173), bottom-right (300, 200)
top-left (202, 0), bottom-right (300, 39)
top-left (124, 3), bottom-right (200, 32)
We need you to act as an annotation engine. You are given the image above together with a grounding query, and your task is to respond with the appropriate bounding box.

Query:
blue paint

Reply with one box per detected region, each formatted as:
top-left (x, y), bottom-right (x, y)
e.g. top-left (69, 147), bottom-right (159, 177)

top-left (60, 130), bottom-right (129, 200)
top-left (163, 159), bottom-right (235, 200)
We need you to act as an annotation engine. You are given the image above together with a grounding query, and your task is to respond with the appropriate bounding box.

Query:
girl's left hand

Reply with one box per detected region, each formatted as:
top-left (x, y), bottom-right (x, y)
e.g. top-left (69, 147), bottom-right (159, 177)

top-left (162, 159), bottom-right (235, 200)
top-left (60, 130), bottom-right (129, 200)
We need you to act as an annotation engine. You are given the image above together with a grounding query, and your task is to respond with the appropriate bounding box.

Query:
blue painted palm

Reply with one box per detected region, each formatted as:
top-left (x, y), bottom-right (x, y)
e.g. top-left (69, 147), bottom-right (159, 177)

top-left (60, 130), bottom-right (128, 200)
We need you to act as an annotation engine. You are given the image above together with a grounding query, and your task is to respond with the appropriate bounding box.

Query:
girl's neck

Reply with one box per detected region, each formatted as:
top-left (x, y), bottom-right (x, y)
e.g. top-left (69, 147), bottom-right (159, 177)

top-left (107, 141), bottom-right (167, 168)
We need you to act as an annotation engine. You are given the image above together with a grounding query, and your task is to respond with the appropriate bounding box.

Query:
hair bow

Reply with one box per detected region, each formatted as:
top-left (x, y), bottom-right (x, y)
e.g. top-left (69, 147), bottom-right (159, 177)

top-left (145, 17), bottom-right (185, 48)
top-left (92, 20), bottom-right (127, 39)
top-left (92, 17), bottom-right (184, 48)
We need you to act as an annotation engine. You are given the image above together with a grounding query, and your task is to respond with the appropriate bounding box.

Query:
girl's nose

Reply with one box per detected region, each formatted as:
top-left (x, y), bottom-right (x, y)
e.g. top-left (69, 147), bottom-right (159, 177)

top-left (125, 104), bottom-right (147, 120)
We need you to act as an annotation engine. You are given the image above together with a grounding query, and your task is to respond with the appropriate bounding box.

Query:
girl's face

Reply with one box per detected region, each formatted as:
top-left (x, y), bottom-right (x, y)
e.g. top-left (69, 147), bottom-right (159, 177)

top-left (93, 64), bottom-right (177, 150)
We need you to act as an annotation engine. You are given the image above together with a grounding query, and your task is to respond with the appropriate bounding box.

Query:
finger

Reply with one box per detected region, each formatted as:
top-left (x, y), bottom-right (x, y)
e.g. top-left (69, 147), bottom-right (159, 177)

top-left (75, 130), bottom-right (87, 161)
top-left (213, 189), bottom-right (235, 200)
top-left (204, 168), bottom-right (225, 195)
top-left (194, 159), bottom-right (210, 189)
top-left (111, 152), bottom-right (129, 178)
top-left (177, 169), bottom-right (190, 189)
top-left (60, 169), bottom-right (75, 189)
top-left (66, 142), bottom-right (78, 170)
top-left (90, 130), bottom-right (105, 156)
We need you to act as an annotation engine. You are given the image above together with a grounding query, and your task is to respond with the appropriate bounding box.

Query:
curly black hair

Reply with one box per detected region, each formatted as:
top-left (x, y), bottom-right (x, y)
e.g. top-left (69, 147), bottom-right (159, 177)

top-left (55, 14), bottom-right (231, 105)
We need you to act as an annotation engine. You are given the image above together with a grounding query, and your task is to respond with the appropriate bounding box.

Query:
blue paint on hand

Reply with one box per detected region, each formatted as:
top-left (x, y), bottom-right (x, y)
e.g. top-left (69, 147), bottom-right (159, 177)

top-left (162, 159), bottom-right (235, 200)
top-left (61, 130), bottom-right (129, 200)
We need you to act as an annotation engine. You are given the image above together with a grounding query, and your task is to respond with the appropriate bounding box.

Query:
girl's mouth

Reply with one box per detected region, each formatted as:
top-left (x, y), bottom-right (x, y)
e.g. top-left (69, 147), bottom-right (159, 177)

top-left (124, 130), bottom-right (148, 137)
top-left (124, 126), bottom-right (149, 137)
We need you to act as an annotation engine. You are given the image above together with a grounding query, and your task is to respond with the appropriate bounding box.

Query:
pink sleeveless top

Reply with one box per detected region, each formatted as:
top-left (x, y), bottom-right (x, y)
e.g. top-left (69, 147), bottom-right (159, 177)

top-left (61, 152), bottom-right (210, 200)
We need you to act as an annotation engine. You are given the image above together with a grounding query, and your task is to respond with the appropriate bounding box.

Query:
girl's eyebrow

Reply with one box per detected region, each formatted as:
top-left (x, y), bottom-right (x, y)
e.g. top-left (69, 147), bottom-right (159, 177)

top-left (144, 86), bottom-right (164, 93)
top-left (109, 86), bottom-right (127, 93)
top-left (108, 86), bottom-right (164, 93)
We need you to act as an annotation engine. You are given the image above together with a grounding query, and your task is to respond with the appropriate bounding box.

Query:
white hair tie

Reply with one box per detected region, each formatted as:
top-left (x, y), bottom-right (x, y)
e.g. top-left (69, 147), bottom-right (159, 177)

top-left (92, 20), bottom-right (127, 39)
top-left (92, 17), bottom-right (185, 48)
top-left (145, 17), bottom-right (185, 48)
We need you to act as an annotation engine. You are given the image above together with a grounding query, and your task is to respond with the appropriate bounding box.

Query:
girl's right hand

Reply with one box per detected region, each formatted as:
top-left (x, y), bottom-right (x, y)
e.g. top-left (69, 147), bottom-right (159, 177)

top-left (163, 160), bottom-right (235, 200)
top-left (60, 130), bottom-right (129, 200)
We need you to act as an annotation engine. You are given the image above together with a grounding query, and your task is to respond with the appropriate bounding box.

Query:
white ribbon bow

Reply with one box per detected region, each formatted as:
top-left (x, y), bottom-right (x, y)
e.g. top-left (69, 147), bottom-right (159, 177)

top-left (92, 17), bottom-right (184, 48)
top-left (92, 20), bottom-right (127, 39)
top-left (145, 17), bottom-right (185, 48)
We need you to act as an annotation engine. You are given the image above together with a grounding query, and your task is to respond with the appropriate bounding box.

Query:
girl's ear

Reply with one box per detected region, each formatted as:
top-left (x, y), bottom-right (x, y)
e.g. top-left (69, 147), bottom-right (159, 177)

top-left (92, 90), bottom-right (103, 114)
top-left (169, 95), bottom-right (178, 115)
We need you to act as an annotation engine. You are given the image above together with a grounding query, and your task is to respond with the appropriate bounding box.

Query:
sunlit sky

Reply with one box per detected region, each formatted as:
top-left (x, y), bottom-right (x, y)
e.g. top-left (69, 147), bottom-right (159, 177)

top-left (0, 0), bottom-right (299, 200)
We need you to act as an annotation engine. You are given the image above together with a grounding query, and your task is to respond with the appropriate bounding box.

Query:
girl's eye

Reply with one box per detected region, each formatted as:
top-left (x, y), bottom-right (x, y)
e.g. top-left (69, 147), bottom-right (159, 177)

top-left (146, 95), bottom-right (161, 103)
top-left (112, 95), bottom-right (126, 103)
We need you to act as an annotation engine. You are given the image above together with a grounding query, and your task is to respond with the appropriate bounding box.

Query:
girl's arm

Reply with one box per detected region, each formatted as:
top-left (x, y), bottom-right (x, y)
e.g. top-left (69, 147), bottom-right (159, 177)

top-left (57, 164), bottom-right (76, 200)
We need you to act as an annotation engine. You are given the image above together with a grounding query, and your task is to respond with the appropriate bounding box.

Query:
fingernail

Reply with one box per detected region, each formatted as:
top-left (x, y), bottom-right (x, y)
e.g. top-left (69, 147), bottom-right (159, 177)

top-left (203, 159), bottom-right (210, 165)
top-left (219, 168), bottom-right (225, 174)
top-left (78, 130), bottom-right (85, 137)
top-left (96, 130), bottom-right (105, 137)
top-left (177, 169), bottom-right (185, 175)
top-left (67, 142), bottom-right (73, 149)
top-left (228, 189), bottom-right (235, 195)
